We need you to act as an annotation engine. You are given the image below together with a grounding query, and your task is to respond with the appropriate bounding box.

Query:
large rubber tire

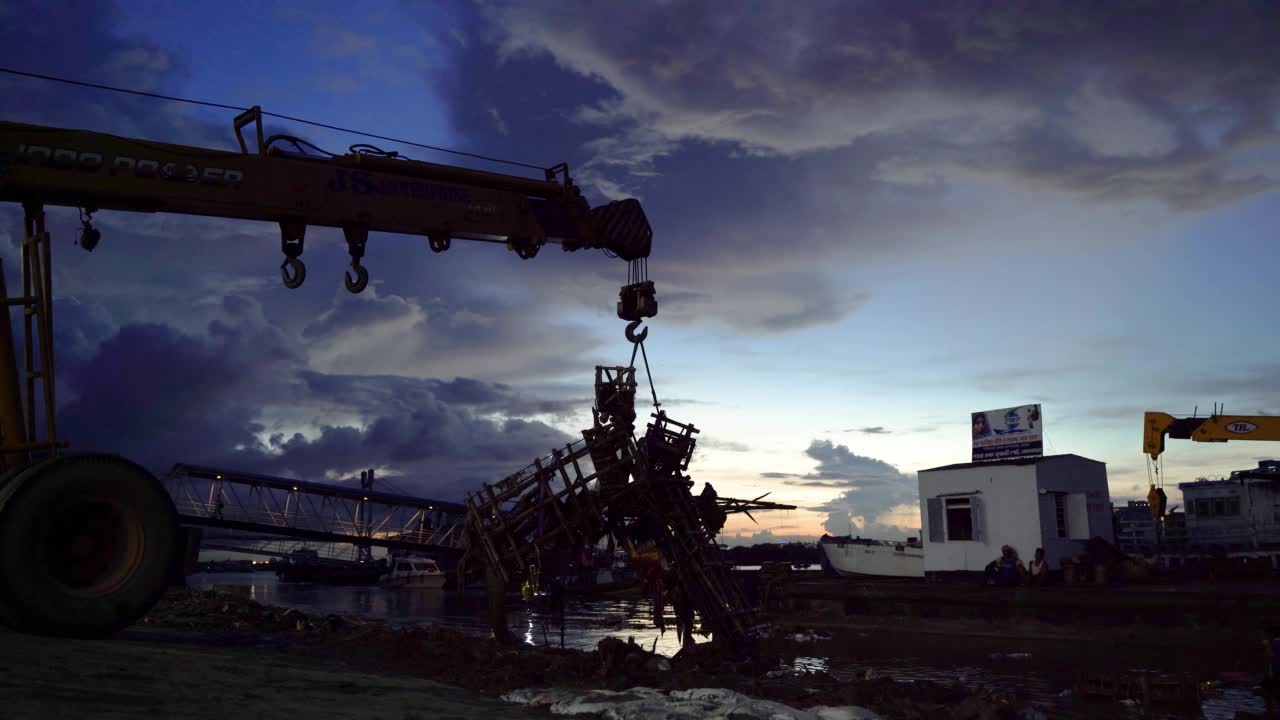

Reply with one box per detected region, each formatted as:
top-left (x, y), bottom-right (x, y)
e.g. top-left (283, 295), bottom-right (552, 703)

top-left (0, 453), bottom-right (178, 637)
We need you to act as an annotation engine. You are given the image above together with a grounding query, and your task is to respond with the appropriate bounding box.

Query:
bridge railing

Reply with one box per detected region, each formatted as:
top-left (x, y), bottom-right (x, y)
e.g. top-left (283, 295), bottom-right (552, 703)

top-left (163, 465), bottom-right (467, 552)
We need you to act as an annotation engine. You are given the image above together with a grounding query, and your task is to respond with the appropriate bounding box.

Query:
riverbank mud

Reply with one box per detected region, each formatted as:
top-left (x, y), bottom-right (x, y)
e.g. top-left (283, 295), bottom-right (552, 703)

top-left (6, 587), bottom-right (1268, 719)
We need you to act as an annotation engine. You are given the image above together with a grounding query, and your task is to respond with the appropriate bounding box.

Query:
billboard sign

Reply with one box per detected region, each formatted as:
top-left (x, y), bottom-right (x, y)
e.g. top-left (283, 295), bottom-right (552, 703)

top-left (972, 404), bottom-right (1043, 462)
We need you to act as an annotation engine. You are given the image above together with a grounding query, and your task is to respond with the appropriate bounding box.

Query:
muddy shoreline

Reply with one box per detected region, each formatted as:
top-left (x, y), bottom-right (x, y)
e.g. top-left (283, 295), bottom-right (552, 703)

top-left (3, 587), bottom-right (1272, 719)
top-left (0, 624), bottom-right (543, 720)
top-left (0, 588), bottom-right (1032, 720)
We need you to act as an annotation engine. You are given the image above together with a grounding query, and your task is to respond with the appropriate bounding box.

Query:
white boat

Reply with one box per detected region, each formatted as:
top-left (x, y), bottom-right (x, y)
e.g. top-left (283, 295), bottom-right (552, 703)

top-left (379, 556), bottom-right (446, 589)
top-left (819, 536), bottom-right (924, 578)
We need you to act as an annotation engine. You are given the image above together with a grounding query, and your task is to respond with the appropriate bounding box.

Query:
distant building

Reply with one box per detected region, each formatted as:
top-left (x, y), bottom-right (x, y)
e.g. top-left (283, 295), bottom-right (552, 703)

top-left (1113, 500), bottom-right (1157, 554)
top-left (1178, 460), bottom-right (1280, 553)
top-left (918, 454), bottom-right (1113, 577)
top-left (1163, 511), bottom-right (1187, 550)
top-left (1112, 500), bottom-right (1187, 556)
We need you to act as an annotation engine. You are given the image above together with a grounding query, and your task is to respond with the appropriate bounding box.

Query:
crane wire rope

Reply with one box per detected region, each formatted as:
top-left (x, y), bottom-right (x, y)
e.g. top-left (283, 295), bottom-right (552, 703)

top-left (625, 333), bottom-right (661, 413)
top-left (0, 66), bottom-right (549, 172)
top-left (7, 64), bottom-right (656, 385)
top-left (3, 66), bottom-right (634, 260)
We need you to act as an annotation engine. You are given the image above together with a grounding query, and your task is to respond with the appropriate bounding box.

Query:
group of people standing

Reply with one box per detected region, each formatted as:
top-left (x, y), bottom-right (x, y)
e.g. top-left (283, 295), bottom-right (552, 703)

top-left (983, 544), bottom-right (1049, 587)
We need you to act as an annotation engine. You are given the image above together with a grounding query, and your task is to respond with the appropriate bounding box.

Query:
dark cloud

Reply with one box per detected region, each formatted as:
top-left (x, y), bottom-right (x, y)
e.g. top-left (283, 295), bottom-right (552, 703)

top-left (847, 426), bottom-right (890, 435)
top-left (787, 479), bottom-right (871, 489)
top-left (720, 528), bottom-right (815, 547)
top-left (970, 365), bottom-right (1096, 394)
top-left (1086, 406), bottom-right (1148, 422)
top-left (413, 1), bottom-right (1279, 335)
top-left (0, 1), bottom-right (670, 505)
top-left (481, 0), bottom-right (1279, 207)
top-left (654, 398), bottom-right (715, 407)
top-left (1192, 365), bottom-right (1280, 408)
top-left (297, 288), bottom-right (604, 383)
top-left (405, 2), bottom-right (889, 334)
top-left (768, 439), bottom-right (919, 537)
top-left (776, 440), bottom-right (906, 485)
top-left (697, 437), bottom-right (750, 453)
top-left (53, 293), bottom-right (578, 499)
top-left (0, 0), bottom-right (234, 148)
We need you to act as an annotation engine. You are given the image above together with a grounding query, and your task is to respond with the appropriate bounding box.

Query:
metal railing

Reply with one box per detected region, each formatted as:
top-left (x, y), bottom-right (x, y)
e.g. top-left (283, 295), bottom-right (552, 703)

top-left (163, 464), bottom-right (467, 553)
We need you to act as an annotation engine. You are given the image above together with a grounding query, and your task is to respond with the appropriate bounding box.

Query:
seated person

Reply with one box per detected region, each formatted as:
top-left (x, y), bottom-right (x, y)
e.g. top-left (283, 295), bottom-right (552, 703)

top-left (983, 545), bottom-right (1026, 587)
top-left (1029, 548), bottom-right (1049, 585)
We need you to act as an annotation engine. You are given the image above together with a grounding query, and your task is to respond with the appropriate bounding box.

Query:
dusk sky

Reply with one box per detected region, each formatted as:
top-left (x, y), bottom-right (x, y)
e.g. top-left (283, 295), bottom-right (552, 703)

top-left (1, 0), bottom-right (1278, 544)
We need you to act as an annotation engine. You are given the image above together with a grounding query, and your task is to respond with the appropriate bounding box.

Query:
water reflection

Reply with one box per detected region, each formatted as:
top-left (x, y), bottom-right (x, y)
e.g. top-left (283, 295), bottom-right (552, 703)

top-left (191, 573), bottom-right (1266, 719)
top-left (189, 572), bottom-right (695, 655)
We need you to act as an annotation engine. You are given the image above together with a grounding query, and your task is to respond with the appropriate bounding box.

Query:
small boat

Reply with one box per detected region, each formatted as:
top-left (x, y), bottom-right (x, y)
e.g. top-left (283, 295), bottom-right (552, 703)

top-left (819, 535), bottom-right (924, 578)
top-left (380, 556), bottom-right (446, 589)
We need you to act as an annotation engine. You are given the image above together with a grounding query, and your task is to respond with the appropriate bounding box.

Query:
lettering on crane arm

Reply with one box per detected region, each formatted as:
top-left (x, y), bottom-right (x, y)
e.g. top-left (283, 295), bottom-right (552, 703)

top-left (1226, 421), bottom-right (1258, 435)
top-left (325, 168), bottom-right (475, 205)
top-left (12, 143), bottom-right (244, 187)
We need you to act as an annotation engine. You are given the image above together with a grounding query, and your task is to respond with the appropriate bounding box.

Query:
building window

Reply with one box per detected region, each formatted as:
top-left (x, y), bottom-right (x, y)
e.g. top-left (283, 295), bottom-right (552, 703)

top-left (1054, 495), bottom-right (1067, 538)
top-left (945, 498), bottom-right (973, 541)
top-left (1225, 497), bottom-right (1241, 516)
top-left (1192, 496), bottom-right (1242, 517)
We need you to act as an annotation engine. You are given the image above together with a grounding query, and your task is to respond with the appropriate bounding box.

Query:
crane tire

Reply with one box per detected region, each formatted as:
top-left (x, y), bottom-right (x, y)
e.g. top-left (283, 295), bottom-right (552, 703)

top-left (0, 453), bottom-right (178, 637)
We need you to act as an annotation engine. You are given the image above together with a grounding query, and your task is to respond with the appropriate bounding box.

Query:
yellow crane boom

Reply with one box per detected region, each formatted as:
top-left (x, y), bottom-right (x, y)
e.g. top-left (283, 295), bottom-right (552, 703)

top-left (1143, 411), bottom-right (1280, 461)
top-left (1142, 410), bottom-right (1280, 520)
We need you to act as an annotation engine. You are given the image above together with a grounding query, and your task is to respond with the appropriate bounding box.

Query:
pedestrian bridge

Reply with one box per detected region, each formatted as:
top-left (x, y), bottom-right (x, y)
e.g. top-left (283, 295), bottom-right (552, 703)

top-left (162, 463), bottom-right (468, 558)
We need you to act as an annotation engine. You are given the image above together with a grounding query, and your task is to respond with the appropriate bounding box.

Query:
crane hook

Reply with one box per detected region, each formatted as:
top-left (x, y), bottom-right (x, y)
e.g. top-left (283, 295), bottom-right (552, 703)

top-left (344, 261), bottom-right (369, 294)
top-left (281, 257), bottom-right (306, 289)
top-left (625, 319), bottom-right (648, 344)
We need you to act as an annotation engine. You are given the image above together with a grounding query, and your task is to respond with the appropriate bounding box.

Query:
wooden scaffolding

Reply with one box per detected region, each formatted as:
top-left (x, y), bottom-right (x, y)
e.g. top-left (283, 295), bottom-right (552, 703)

top-left (461, 367), bottom-right (757, 646)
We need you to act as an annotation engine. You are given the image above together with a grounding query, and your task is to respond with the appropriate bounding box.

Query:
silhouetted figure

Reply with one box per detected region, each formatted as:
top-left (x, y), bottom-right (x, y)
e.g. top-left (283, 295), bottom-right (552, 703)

top-left (547, 577), bottom-right (566, 648)
top-left (984, 545), bottom-right (1026, 587)
top-left (1029, 548), bottom-right (1049, 586)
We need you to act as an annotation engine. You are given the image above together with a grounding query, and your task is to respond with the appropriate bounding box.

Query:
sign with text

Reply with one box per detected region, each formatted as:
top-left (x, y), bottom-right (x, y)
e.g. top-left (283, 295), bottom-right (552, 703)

top-left (971, 404), bottom-right (1043, 462)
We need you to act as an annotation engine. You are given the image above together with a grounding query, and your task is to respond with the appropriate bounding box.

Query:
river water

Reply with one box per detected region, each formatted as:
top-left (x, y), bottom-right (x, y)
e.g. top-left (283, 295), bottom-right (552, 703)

top-left (189, 572), bottom-right (1268, 719)
top-left (190, 571), bottom-right (698, 655)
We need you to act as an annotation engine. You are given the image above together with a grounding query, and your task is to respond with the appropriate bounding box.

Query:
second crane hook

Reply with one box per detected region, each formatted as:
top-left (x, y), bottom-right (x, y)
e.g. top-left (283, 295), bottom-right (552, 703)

top-left (625, 319), bottom-right (648, 344)
top-left (345, 262), bottom-right (369, 294)
top-left (281, 257), bottom-right (306, 289)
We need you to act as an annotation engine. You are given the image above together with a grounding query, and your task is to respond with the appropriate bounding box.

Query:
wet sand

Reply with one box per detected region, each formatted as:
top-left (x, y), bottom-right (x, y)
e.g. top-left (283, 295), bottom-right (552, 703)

top-left (0, 625), bottom-right (540, 720)
top-left (4, 586), bottom-right (1270, 720)
top-left (0, 588), bottom-right (1035, 720)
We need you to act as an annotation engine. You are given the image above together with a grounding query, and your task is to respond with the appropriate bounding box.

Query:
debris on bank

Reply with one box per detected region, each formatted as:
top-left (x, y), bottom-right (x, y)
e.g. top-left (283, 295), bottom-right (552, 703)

top-left (502, 687), bottom-right (881, 720)
top-left (143, 588), bottom-right (1029, 720)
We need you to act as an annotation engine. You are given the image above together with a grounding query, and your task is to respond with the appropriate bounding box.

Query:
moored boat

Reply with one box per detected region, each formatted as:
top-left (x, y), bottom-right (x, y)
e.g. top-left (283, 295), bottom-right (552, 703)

top-left (379, 556), bottom-right (447, 589)
top-left (819, 535), bottom-right (924, 578)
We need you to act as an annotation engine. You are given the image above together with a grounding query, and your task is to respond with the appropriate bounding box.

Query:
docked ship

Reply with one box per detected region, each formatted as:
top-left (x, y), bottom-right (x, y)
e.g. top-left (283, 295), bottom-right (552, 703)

top-left (275, 549), bottom-right (388, 586)
top-left (819, 535), bottom-right (924, 578)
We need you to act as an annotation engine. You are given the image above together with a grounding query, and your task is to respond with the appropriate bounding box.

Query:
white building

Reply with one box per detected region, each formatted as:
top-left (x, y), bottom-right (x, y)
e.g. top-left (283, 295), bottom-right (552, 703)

top-left (1178, 460), bottom-right (1280, 554)
top-left (917, 454), bottom-right (1114, 576)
